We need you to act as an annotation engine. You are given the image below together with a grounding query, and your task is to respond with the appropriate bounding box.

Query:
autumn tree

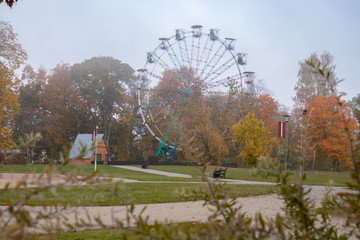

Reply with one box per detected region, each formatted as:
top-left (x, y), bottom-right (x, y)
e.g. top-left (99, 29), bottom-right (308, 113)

top-left (0, 0), bottom-right (19, 8)
top-left (306, 95), bottom-right (357, 170)
top-left (0, 21), bottom-right (27, 149)
top-left (292, 52), bottom-right (341, 165)
top-left (37, 63), bottom-right (88, 157)
top-left (191, 98), bottom-right (229, 163)
top-left (71, 57), bottom-right (136, 149)
top-left (254, 94), bottom-right (279, 136)
top-left (13, 64), bottom-right (88, 160)
top-left (232, 113), bottom-right (275, 167)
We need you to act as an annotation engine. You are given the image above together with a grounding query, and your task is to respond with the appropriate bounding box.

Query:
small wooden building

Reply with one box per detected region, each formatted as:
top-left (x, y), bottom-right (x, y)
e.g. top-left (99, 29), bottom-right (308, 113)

top-left (69, 134), bottom-right (111, 165)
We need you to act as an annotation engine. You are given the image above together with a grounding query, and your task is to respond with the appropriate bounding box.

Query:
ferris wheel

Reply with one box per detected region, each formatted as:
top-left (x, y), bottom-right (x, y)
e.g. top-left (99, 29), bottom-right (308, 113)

top-left (136, 25), bottom-right (251, 160)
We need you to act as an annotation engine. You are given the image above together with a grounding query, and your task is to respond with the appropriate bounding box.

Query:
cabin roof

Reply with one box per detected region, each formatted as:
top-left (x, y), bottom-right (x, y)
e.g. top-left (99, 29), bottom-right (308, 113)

top-left (69, 134), bottom-right (104, 159)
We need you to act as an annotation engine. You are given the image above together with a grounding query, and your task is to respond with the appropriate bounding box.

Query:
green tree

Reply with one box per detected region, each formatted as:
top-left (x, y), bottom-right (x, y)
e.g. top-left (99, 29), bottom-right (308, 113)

top-left (13, 65), bottom-right (45, 161)
top-left (0, 21), bottom-right (27, 149)
top-left (349, 94), bottom-right (360, 126)
top-left (232, 113), bottom-right (274, 167)
top-left (293, 51), bottom-right (338, 109)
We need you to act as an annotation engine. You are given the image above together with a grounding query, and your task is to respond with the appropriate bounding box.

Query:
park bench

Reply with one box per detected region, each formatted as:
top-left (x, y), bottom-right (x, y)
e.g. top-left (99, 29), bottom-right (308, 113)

top-left (142, 161), bottom-right (148, 169)
top-left (213, 168), bottom-right (227, 178)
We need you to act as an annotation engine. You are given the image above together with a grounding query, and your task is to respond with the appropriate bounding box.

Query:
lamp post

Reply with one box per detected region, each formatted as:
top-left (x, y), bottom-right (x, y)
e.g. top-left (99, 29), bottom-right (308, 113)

top-left (300, 109), bottom-right (307, 177)
top-left (94, 126), bottom-right (98, 172)
top-left (282, 114), bottom-right (290, 171)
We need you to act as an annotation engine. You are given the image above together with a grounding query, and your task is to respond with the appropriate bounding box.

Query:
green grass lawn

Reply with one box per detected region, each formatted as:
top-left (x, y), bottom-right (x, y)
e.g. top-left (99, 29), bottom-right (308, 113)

top-left (28, 223), bottom-right (198, 240)
top-left (27, 229), bottom-right (132, 240)
top-left (0, 164), bottom-right (352, 186)
top-left (147, 165), bottom-right (352, 186)
top-left (0, 164), bottom-right (200, 182)
top-left (0, 182), bottom-right (276, 206)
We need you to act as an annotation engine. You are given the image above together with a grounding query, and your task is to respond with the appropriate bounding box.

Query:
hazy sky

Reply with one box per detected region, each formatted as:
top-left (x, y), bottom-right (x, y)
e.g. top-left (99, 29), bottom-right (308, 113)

top-left (1, 0), bottom-right (359, 108)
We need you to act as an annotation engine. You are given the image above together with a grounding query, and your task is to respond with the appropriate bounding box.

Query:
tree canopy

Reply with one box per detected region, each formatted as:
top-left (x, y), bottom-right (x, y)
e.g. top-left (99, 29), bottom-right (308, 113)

top-left (0, 21), bottom-right (27, 149)
top-left (232, 113), bottom-right (275, 167)
top-left (71, 56), bottom-right (136, 147)
top-left (293, 51), bottom-right (338, 110)
top-left (306, 95), bottom-right (357, 170)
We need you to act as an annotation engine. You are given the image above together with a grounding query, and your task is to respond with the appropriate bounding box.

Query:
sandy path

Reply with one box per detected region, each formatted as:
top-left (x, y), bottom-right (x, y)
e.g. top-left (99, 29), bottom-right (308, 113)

top-left (1, 186), bottom-right (348, 234)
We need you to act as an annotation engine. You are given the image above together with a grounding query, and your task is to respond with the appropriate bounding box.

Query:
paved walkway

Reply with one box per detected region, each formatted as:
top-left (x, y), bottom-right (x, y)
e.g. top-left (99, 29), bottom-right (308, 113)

top-left (112, 165), bottom-right (276, 185)
top-left (112, 165), bottom-right (194, 178)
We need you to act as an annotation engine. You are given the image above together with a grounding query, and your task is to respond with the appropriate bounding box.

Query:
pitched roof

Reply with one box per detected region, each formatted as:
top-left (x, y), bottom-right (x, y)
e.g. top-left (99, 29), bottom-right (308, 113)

top-left (69, 134), bottom-right (104, 159)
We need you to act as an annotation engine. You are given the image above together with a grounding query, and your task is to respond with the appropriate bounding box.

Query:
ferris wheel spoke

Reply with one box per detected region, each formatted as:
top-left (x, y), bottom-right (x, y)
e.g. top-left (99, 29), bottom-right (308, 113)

top-left (199, 44), bottom-right (226, 81)
top-left (144, 95), bottom-right (182, 138)
top-left (139, 95), bottom-right (174, 109)
top-left (190, 25), bottom-right (202, 71)
top-left (169, 44), bottom-right (191, 86)
top-left (193, 36), bottom-right (201, 74)
top-left (143, 69), bottom-right (186, 90)
top-left (148, 52), bottom-right (170, 70)
top-left (201, 74), bottom-right (241, 89)
top-left (197, 37), bottom-right (214, 77)
top-left (159, 38), bottom-right (191, 87)
top-left (204, 55), bottom-right (238, 83)
top-left (160, 39), bottom-right (182, 70)
top-left (176, 29), bottom-right (190, 67)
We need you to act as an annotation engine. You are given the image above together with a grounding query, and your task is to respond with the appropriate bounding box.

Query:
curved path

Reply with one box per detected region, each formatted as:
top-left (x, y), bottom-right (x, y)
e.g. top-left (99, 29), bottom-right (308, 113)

top-left (112, 165), bottom-right (193, 178)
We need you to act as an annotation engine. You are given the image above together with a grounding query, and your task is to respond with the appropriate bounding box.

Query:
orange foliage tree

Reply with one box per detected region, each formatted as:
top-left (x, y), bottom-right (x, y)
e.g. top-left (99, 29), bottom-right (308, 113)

top-left (38, 63), bottom-right (88, 155)
top-left (254, 94), bottom-right (279, 136)
top-left (306, 95), bottom-right (358, 170)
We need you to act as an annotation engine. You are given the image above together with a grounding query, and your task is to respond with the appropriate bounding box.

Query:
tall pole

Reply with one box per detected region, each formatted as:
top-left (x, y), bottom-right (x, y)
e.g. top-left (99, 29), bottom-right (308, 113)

top-left (283, 114), bottom-right (290, 171)
top-left (94, 126), bottom-right (98, 172)
top-left (300, 109), bottom-right (307, 177)
top-left (300, 116), bottom-right (303, 177)
top-left (285, 120), bottom-right (288, 171)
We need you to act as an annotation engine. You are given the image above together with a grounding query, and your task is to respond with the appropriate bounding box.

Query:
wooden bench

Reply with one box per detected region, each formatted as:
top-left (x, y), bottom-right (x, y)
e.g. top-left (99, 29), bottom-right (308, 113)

top-left (213, 168), bottom-right (227, 178)
top-left (142, 162), bottom-right (148, 169)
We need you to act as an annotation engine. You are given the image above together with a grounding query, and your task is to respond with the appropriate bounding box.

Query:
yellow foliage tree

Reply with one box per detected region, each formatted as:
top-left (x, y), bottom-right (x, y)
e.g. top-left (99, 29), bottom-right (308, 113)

top-left (232, 113), bottom-right (275, 167)
top-left (0, 21), bottom-right (27, 149)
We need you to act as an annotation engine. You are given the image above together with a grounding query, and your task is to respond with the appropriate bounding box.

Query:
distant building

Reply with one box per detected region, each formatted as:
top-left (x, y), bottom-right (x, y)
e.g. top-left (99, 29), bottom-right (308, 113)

top-left (69, 134), bottom-right (111, 164)
top-left (0, 149), bottom-right (23, 164)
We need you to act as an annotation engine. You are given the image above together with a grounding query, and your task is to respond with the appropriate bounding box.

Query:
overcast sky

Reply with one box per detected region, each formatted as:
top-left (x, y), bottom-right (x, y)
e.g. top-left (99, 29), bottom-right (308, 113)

top-left (1, 0), bottom-right (359, 108)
